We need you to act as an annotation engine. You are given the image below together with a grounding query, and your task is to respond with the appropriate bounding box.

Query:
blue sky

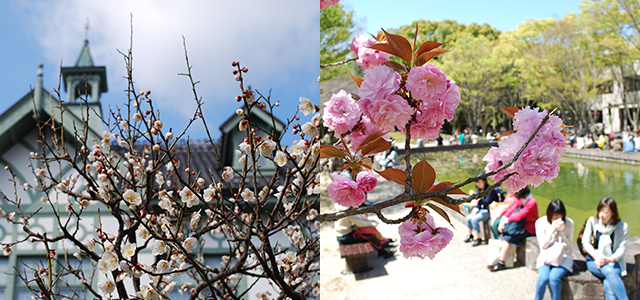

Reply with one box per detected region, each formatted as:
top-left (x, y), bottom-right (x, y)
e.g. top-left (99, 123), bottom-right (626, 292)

top-left (342, 0), bottom-right (581, 35)
top-left (0, 0), bottom-right (319, 143)
top-left (0, 0), bottom-right (583, 143)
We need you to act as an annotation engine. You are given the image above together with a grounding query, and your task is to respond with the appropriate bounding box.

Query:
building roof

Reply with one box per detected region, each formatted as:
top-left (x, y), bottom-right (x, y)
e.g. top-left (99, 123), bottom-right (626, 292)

top-left (75, 40), bottom-right (95, 67)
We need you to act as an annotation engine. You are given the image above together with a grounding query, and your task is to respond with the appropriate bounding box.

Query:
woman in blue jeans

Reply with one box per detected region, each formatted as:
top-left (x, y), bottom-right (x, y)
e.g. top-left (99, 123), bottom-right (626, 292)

top-left (582, 197), bottom-right (629, 300)
top-left (534, 199), bottom-right (574, 300)
top-left (464, 177), bottom-right (499, 246)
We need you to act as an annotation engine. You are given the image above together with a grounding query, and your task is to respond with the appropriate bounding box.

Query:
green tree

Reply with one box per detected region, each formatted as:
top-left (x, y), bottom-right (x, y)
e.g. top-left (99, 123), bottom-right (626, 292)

top-left (512, 15), bottom-right (602, 133)
top-left (320, 4), bottom-right (356, 81)
top-left (581, 0), bottom-right (640, 130)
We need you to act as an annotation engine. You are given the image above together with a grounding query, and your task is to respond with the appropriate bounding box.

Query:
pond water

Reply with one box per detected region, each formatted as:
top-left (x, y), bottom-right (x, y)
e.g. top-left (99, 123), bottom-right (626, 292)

top-left (416, 148), bottom-right (640, 238)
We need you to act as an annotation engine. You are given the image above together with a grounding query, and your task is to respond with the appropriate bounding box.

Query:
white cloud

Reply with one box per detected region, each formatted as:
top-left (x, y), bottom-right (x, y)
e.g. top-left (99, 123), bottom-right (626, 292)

top-left (22, 0), bottom-right (319, 137)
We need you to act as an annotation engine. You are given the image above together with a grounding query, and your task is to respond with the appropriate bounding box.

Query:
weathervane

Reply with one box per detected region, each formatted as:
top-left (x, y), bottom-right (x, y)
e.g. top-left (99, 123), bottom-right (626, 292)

top-left (84, 18), bottom-right (90, 40)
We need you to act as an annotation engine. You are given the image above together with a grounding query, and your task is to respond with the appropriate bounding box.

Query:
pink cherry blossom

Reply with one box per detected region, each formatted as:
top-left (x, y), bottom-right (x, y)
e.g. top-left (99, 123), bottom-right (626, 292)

top-left (364, 94), bottom-right (415, 132)
top-left (327, 175), bottom-right (366, 208)
top-left (320, 0), bottom-right (339, 10)
top-left (346, 115), bottom-right (375, 151)
top-left (401, 102), bottom-right (444, 141)
top-left (323, 90), bottom-right (361, 136)
top-left (358, 65), bottom-right (401, 102)
top-left (355, 172), bottom-right (377, 192)
top-left (398, 214), bottom-right (453, 260)
top-left (439, 79), bottom-right (460, 121)
top-left (484, 107), bottom-right (565, 193)
top-left (349, 35), bottom-right (391, 70)
top-left (406, 63), bottom-right (448, 103)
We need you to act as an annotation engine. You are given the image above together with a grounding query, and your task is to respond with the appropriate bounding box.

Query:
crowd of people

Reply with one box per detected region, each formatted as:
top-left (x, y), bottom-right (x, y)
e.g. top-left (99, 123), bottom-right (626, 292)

top-left (463, 180), bottom-right (630, 300)
top-left (570, 126), bottom-right (640, 153)
top-left (327, 143), bottom-right (632, 299)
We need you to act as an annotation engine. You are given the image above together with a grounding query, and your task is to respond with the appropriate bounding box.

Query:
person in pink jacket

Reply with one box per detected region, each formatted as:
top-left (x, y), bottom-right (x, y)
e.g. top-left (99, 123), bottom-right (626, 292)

top-left (488, 186), bottom-right (538, 272)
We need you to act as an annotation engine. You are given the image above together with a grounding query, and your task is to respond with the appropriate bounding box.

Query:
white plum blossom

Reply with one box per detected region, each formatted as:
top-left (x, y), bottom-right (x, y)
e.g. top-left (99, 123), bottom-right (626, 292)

top-left (123, 189), bottom-right (141, 206)
top-left (274, 150), bottom-right (288, 167)
top-left (298, 97), bottom-right (315, 116)
top-left (301, 122), bottom-right (318, 137)
top-left (98, 279), bottom-right (115, 294)
top-left (240, 188), bottom-right (255, 202)
top-left (104, 241), bottom-right (115, 252)
top-left (98, 251), bottom-right (118, 273)
top-left (152, 240), bottom-right (167, 256)
top-left (222, 167), bottom-right (234, 182)
top-left (190, 211), bottom-right (201, 229)
top-left (179, 187), bottom-right (198, 208)
top-left (258, 139), bottom-right (277, 157)
top-left (156, 259), bottom-right (171, 273)
top-left (183, 237), bottom-right (197, 252)
top-left (122, 242), bottom-right (136, 259)
top-left (137, 226), bottom-right (150, 241)
top-left (203, 187), bottom-right (216, 202)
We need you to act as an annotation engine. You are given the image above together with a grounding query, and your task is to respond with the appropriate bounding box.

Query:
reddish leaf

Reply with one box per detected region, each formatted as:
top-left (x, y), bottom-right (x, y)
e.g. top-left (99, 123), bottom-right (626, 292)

top-left (383, 61), bottom-right (408, 71)
top-left (382, 28), bottom-right (413, 63)
top-left (360, 138), bottom-right (392, 157)
top-left (349, 71), bottom-right (364, 88)
top-left (369, 43), bottom-right (400, 58)
top-left (426, 203), bottom-right (455, 229)
top-left (500, 104), bottom-right (520, 118)
top-left (356, 131), bottom-right (388, 152)
top-left (561, 129), bottom-right (570, 135)
top-left (498, 130), bottom-right (517, 139)
top-left (414, 41), bottom-right (447, 58)
top-left (372, 31), bottom-right (385, 42)
top-left (429, 196), bottom-right (463, 216)
top-left (411, 156), bottom-right (436, 194)
top-left (415, 48), bottom-right (449, 66)
top-left (319, 145), bottom-right (345, 159)
top-left (428, 181), bottom-right (467, 195)
top-left (341, 163), bottom-right (351, 172)
top-left (375, 168), bottom-right (406, 186)
top-left (561, 124), bottom-right (573, 128)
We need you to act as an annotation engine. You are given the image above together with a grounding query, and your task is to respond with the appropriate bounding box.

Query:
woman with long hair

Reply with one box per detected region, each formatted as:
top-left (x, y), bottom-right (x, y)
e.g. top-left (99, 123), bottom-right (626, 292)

top-left (581, 197), bottom-right (629, 300)
top-left (488, 186), bottom-right (538, 272)
top-left (464, 176), bottom-right (500, 246)
top-left (534, 199), bottom-right (574, 300)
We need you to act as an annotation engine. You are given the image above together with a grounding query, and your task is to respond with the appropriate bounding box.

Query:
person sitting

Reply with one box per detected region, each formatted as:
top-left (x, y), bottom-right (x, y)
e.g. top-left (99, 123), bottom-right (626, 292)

top-left (535, 199), bottom-right (574, 300)
top-left (488, 192), bottom-right (518, 239)
top-left (597, 134), bottom-right (607, 149)
top-left (488, 186), bottom-right (538, 272)
top-left (334, 203), bottom-right (396, 258)
top-left (464, 177), bottom-right (500, 246)
top-left (581, 197), bottom-right (629, 300)
top-left (378, 146), bottom-right (398, 169)
top-left (623, 135), bottom-right (637, 153)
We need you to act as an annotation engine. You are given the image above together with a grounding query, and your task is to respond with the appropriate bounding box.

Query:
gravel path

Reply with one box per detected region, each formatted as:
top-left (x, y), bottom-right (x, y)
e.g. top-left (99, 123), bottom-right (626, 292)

top-left (319, 173), bottom-right (540, 300)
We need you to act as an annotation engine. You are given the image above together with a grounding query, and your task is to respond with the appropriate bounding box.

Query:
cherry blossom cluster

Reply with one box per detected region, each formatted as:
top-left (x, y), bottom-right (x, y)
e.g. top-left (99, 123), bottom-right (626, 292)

top-left (324, 65), bottom-right (460, 156)
top-left (350, 34), bottom-right (391, 70)
top-left (398, 209), bottom-right (453, 260)
top-left (326, 171), bottom-right (377, 208)
top-left (483, 106), bottom-right (566, 193)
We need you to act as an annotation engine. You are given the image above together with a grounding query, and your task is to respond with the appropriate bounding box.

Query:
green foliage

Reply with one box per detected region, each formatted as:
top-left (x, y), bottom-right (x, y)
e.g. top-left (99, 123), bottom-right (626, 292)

top-left (320, 4), bottom-right (356, 81)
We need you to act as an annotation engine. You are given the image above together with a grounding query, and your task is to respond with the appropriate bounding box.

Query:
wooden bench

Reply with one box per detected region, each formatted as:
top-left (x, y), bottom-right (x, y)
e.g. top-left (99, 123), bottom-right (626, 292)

top-left (339, 243), bottom-right (375, 273)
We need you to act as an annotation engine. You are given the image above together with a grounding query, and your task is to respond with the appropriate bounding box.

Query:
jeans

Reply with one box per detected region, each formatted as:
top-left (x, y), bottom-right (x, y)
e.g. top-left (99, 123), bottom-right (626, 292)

top-left (535, 264), bottom-right (568, 300)
top-left (466, 208), bottom-right (489, 234)
top-left (586, 260), bottom-right (629, 300)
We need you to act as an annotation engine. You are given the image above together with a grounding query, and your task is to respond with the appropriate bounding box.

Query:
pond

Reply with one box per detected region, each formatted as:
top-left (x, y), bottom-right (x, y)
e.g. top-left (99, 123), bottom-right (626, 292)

top-left (416, 148), bottom-right (640, 238)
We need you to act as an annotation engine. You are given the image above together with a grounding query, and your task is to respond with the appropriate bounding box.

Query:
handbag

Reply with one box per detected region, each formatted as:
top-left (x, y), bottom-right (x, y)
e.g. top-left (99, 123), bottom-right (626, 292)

top-left (576, 218), bottom-right (598, 258)
top-left (503, 204), bottom-right (526, 236)
top-left (540, 235), bottom-right (566, 267)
